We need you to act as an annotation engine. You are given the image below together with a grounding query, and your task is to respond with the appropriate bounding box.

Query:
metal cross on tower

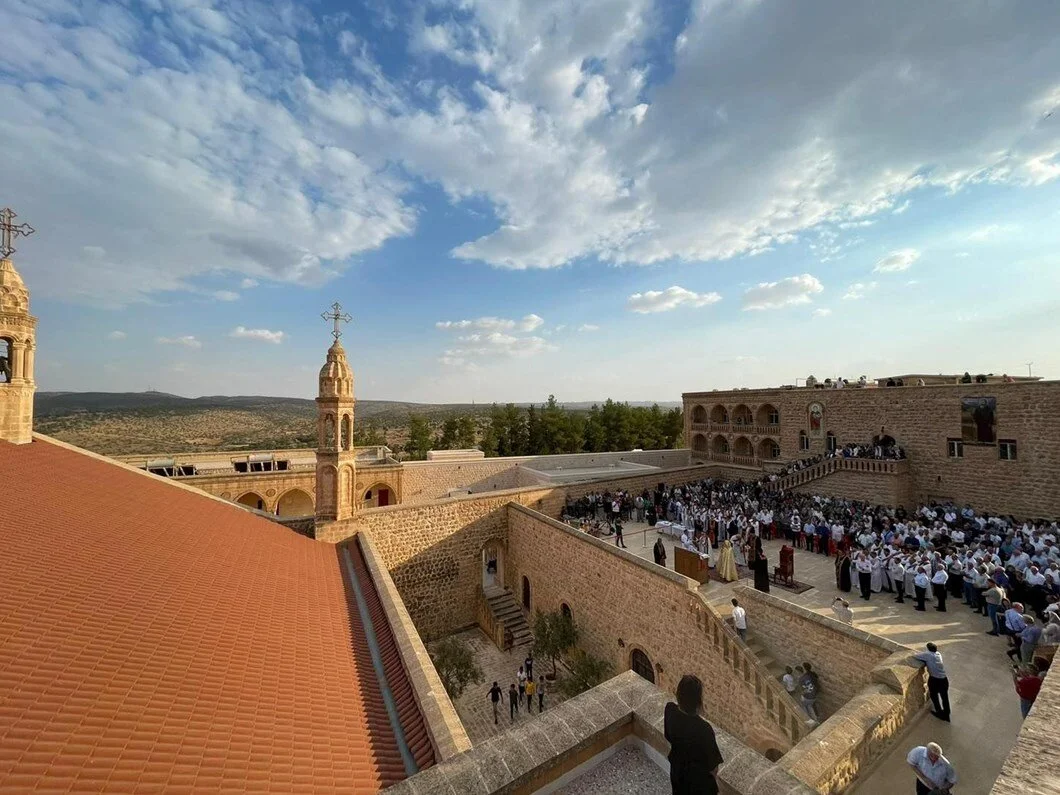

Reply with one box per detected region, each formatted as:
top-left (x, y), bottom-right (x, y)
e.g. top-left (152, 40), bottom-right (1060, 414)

top-left (321, 302), bottom-right (352, 341)
top-left (0, 207), bottom-right (35, 259)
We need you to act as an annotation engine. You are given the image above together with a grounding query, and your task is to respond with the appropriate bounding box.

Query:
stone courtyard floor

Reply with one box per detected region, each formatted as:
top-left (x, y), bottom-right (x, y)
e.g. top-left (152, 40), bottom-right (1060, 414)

top-left (612, 520), bottom-right (1025, 795)
top-left (443, 628), bottom-right (569, 744)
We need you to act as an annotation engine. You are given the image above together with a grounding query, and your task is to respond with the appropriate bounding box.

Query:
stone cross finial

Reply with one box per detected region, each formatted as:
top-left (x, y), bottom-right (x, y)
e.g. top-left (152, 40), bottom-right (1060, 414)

top-left (0, 207), bottom-right (34, 259)
top-left (321, 302), bottom-right (352, 341)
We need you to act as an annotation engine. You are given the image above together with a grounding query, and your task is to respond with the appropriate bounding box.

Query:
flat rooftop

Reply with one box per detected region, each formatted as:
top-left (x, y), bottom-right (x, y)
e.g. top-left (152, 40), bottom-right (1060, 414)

top-left (521, 460), bottom-right (658, 484)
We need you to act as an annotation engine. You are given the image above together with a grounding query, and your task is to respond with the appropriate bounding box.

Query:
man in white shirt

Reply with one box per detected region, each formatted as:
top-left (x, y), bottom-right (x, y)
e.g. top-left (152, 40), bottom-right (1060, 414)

top-left (731, 598), bottom-right (748, 641)
top-left (890, 556), bottom-right (907, 603)
top-left (931, 567), bottom-right (949, 612)
top-left (907, 742), bottom-right (957, 794)
top-left (914, 568), bottom-right (930, 612)
top-left (855, 553), bottom-right (873, 600)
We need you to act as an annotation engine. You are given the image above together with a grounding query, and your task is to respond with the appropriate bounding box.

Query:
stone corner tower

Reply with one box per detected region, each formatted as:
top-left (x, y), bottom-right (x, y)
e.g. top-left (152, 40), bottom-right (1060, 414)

top-left (0, 256), bottom-right (37, 445)
top-left (315, 304), bottom-right (356, 522)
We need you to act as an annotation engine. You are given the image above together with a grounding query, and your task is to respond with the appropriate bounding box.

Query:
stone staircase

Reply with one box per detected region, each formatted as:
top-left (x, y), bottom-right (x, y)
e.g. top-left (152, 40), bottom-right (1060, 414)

top-left (484, 587), bottom-right (533, 648)
top-left (743, 630), bottom-right (786, 681)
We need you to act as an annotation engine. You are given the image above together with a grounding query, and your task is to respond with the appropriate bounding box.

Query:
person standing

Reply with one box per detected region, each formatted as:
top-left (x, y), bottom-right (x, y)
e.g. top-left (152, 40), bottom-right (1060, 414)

top-left (517, 666), bottom-right (527, 706)
top-left (654, 537), bottom-right (668, 568)
top-left (508, 683), bottom-right (520, 722)
top-left (664, 675), bottom-right (723, 795)
top-left (983, 577), bottom-right (1005, 635)
top-left (914, 567), bottom-right (930, 612)
top-left (525, 677), bottom-right (536, 713)
top-left (907, 742), bottom-right (957, 795)
top-left (488, 681), bottom-right (503, 725)
top-left (831, 597), bottom-right (854, 625)
top-left (798, 663), bottom-right (821, 723)
top-left (537, 675), bottom-right (546, 712)
top-left (614, 519), bottom-right (628, 549)
top-left (856, 553), bottom-right (873, 600)
top-left (931, 566), bottom-right (949, 612)
top-left (524, 651), bottom-right (534, 683)
top-left (914, 643), bottom-right (951, 722)
top-left (1012, 663), bottom-right (1043, 719)
top-left (891, 556), bottom-right (907, 603)
top-left (731, 598), bottom-right (748, 641)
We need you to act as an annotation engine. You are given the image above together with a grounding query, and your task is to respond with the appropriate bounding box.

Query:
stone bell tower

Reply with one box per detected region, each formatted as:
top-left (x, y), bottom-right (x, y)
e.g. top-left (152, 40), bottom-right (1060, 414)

top-left (0, 208), bottom-right (37, 445)
top-left (315, 302), bottom-right (356, 522)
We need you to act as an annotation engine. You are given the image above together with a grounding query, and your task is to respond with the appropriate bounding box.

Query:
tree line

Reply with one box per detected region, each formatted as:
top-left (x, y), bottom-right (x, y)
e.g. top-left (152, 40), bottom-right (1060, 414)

top-left (397, 396), bottom-right (683, 460)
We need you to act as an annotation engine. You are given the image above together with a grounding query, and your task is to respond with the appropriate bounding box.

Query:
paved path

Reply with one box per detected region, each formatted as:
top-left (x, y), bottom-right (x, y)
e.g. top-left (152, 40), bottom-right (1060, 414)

top-left (443, 628), bottom-right (568, 744)
top-left (612, 520), bottom-right (1023, 794)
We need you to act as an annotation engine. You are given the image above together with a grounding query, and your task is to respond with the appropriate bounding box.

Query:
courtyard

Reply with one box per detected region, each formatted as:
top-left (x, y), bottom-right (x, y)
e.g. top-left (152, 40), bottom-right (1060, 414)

top-left (586, 519), bottom-right (1026, 795)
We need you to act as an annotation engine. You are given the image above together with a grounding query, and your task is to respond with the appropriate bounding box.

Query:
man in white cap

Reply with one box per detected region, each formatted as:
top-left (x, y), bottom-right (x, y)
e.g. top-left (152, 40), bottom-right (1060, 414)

top-left (907, 742), bottom-right (956, 794)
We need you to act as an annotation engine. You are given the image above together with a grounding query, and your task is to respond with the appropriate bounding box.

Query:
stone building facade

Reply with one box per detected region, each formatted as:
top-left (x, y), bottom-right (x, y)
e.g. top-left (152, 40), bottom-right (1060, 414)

top-left (684, 380), bottom-right (1060, 517)
top-left (0, 257), bottom-right (36, 445)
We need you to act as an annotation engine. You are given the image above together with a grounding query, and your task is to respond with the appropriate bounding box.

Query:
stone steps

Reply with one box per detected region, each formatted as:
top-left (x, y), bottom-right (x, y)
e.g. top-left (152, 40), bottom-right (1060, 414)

top-left (486, 590), bottom-right (534, 648)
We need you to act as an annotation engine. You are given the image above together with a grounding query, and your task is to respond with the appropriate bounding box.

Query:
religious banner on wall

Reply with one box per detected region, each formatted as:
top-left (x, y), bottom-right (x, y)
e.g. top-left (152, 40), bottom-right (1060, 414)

top-left (808, 402), bottom-right (824, 437)
top-left (960, 396), bottom-right (997, 444)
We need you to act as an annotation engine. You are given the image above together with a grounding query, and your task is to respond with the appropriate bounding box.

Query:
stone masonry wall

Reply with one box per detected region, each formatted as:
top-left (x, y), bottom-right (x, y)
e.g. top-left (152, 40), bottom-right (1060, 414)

top-left (685, 381), bottom-right (1060, 518)
top-left (791, 467), bottom-right (911, 509)
top-left (506, 505), bottom-right (797, 756)
top-left (319, 465), bottom-right (712, 642)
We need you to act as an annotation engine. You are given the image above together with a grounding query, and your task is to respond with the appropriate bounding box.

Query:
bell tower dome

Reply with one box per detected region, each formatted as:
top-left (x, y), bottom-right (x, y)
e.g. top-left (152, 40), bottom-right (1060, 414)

top-left (314, 303), bottom-right (356, 522)
top-left (0, 208), bottom-right (37, 445)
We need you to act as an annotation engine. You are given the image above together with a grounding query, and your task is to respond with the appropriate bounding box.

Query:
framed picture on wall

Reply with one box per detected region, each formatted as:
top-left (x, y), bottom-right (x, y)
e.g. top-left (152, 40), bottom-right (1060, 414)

top-left (960, 397), bottom-right (996, 444)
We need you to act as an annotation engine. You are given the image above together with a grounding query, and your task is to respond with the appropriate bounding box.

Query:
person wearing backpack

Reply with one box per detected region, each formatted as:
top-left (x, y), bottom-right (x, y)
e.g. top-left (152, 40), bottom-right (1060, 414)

top-left (798, 662), bottom-right (821, 723)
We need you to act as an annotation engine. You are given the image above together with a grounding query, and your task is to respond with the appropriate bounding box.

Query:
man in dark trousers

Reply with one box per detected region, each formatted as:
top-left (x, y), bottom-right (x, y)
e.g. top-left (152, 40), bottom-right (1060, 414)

top-left (653, 537), bottom-right (667, 568)
top-left (524, 651), bottom-right (533, 682)
top-left (614, 519), bottom-right (627, 549)
top-left (914, 643), bottom-right (951, 722)
top-left (508, 683), bottom-right (520, 722)
top-left (488, 681), bottom-right (503, 724)
top-left (914, 568), bottom-right (930, 612)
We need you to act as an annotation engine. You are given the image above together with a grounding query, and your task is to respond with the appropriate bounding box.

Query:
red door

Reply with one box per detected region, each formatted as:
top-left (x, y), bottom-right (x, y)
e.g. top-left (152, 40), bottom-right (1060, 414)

top-left (378, 488), bottom-right (390, 507)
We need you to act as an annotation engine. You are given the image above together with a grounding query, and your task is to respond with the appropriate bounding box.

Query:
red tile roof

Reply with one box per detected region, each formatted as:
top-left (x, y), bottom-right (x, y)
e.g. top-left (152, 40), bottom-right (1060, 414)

top-left (0, 437), bottom-right (431, 792)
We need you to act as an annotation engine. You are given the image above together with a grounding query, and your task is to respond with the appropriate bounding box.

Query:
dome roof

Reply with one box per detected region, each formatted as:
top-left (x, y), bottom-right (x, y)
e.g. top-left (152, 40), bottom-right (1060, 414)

top-left (0, 258), bottom-right (30, 315)
top-left (318, 341), bottom-right (353, 398)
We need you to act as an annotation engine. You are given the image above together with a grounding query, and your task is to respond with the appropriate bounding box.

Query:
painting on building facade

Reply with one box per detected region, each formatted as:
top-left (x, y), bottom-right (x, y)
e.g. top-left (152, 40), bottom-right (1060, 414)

top-left (808, 402), bottom-right (824, 437)
top-left (961, 396), bottom-right (997, 444)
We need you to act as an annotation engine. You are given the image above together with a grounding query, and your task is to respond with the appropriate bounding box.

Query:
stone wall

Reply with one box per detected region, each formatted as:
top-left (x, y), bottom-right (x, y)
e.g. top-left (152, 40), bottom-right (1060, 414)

top-left (320, 466), bottom-right (713, 640)
top-left (506, 505), bottom-right (803, 755)
top-left (685, 380), bottom-right (1060, 517)
top-left (790, 463), bottom-right (913, 510)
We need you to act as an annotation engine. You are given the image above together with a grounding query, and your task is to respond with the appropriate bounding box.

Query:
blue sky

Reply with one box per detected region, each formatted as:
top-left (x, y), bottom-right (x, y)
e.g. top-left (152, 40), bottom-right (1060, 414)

top-left (3, 0), bottom-right (1059, 402)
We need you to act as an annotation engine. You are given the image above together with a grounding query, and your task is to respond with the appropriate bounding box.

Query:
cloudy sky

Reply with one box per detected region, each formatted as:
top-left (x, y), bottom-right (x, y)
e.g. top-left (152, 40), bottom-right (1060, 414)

top-left (4, 0), bottom-right (1060, 402)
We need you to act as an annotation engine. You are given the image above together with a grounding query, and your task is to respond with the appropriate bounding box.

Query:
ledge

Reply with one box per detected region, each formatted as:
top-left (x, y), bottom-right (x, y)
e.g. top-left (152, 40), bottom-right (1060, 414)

top-left (357, 530), bottom-right (472, 762)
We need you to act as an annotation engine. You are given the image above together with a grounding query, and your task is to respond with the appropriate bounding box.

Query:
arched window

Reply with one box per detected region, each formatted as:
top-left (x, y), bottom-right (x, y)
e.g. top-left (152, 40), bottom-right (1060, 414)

top-left (732, 404), bottom-right (753, 426)
top-left (323, 414), bottom-right (336, 448)
top-left (691, 404), bottom-right (707, 424)
top-left (710, 405), bottom-right (728, 424)
top-left (756, 403), bottom-right (780, 427)
top-left (630, 648), bottom-right (655, 683)
top-left (826, 431), bottom-right (837, 453)
top-left (712, 435), bottom-right (729, 455)
top-left (691, 433), bottom-right (708, 454)
top-left (733, 436), bottom-right (753, 457)
top-left (522, 576), bottom-right (531, 611)
top-left (799, 430), bottom-right (809, 451)
top-left (341, 414), bottom-right (352, 450)
top-left (561, 603), bottom-right (572, 622)
top-left (757, 438), bottom-right (781, 460)
top-left (0, 337), bottom-right (12, 383)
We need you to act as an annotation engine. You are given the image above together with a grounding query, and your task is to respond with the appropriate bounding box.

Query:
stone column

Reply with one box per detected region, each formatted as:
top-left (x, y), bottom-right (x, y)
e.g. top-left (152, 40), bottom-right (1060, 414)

top-left (9, 340), bottom-right (23, 380)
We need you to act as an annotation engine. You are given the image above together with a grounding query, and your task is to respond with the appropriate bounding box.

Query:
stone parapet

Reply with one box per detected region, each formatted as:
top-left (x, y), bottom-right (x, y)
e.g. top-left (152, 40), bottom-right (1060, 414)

top-left (990, 663), bottom-right (1060, 795)
top-left (357, 530), bottom-right (472, 762)
top-left (382, 671), bottom-right (814, 795)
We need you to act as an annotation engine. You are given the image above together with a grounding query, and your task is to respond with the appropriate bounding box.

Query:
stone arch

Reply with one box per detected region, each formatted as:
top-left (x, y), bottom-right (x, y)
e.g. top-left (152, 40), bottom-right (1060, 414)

top-left (757, 437), bottom-right (780, 459)
top-left (710, 404), bottom-right (728, 424)
top-left (0, 335), bottom-right (13, 382)
top-left (322, 413), bottom-right (336, 448)
top-left (362, 481), bottom-right (396, 509)
top-left (711, 434), bottom-right (729, 454)
top-left (236, 491), bottom-right (266, 511)
top-left (690, 404), bottom-right (707, 423)
top-left (481, 538), bottom-right (505, 591)
top-left (630, 647), bottom-right (655, 683)
top-left (826, 431), bottom-right (837, 453)
top-left (732, 403), bottom-right (753, 426)
top-left (691, 433), bottom-right (708, 455)
top-left (798, 429), bottom-right (809, 451)
top-left (756, 402), bottom-right (780, 426)
top-left (522, 575), bottom-right (532, 611)
top-left (733, 435), bottom-right (753, 457)
top-left (340, 414), bottom-right (352, 451)
top-left (561, 602), bottom-right (573, 622)
top-left (276, 488), bottom-right (314, 517)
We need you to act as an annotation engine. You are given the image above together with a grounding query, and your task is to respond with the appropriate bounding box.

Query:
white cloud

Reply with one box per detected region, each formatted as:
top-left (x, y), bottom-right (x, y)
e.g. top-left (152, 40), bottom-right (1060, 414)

top-left (742, 274), bottom-right (823, 311)
top-left (444, 332), bottom-right (555, 359)
top-left (240, 278), bottom-right (258, 289)
top-left (211, 290), bottom-right (240, 302)
top-left (106, 330), bottom-right (126, 340)
top-left (842, 282), bottom-right (878, 300)
top-left (812, 308), bottom-right (833, 318)
top-left (156, 335), bottom-right (202, 349)
top-left (873, 248), bottom-right (920, 273)
top-left (436, 314), bottom-right (544, 332)
top-left (230, 326), bottom-right (285, 344)
top-left (627, 286), bottom-right (722, 314)
top-left (578, 324), bottom-right (600, 332)
top-left (967, 223), bottom-right (1017, 242)
top-left (892, 199), bottom-right (912, 215)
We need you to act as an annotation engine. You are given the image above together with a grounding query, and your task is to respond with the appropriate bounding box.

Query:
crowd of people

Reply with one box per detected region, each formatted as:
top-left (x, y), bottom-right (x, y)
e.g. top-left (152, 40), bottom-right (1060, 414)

top-left (760, 435), bottom-right (907, 485)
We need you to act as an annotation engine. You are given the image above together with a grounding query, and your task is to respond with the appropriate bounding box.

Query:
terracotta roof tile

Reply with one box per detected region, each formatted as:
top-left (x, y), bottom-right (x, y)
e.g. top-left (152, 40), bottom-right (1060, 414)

top-left (0, 437), bottom-right (431, 792)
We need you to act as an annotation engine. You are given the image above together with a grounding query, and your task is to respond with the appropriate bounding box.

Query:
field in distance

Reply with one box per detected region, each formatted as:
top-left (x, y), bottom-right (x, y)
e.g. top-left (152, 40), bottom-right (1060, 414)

top-left (33, 391), bottom-right (680, 456)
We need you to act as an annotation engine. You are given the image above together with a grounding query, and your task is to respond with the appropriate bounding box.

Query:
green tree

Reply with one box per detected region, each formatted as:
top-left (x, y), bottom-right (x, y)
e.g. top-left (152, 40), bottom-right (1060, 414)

top-left (503, 403), bottom-right (527, 456)
top-left (405, 414), bottom-right (432, 460)
top-left (532, 609), bottom-right (578, 678)
top-left (584, 405), bottom-right (604, 452)
top-left (479, 407), bottom-right (501, 457)
top-left (429, 636), bottom-right (484, 700)
top-left (353, 420), bottom-right (384, 447)
top-left (437, 417), bottom-right (460, 449)
top-left (526, 404), bottom-right (545, 454)
top-left (540, 395), bottom-right (565, 454)
top-left (456, 415), bottom-right (477, 449)
top-left (559, 649), bottom-right (613, 697)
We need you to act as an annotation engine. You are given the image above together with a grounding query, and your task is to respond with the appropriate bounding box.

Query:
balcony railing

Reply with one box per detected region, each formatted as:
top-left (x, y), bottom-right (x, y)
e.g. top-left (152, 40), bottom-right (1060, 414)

top-left (689, 421), bottom-right (781, 436)
top-left (765, 457), bottom-right (909, 492)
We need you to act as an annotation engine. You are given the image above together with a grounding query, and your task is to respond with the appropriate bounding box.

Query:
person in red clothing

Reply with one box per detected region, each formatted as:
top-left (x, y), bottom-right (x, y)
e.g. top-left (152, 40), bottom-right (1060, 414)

top-left (1012, 662), bottom-right (1043, 719)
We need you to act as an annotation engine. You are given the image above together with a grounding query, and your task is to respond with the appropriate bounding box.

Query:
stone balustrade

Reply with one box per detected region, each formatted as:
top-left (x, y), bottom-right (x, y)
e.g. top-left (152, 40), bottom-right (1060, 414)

top-left (765, 457), bottom-right (909, 493)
